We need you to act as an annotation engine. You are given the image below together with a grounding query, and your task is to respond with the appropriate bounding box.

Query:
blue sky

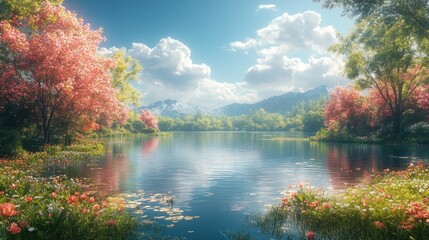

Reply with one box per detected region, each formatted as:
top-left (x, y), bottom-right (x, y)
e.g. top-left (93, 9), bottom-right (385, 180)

top-left (64, 0), bottom-right (354, 108)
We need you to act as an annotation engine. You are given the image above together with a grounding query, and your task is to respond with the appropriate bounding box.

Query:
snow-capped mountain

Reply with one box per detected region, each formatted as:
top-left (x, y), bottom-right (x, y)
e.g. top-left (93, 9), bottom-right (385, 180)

top-left (139, 86), bottom-right (329, 117)
top-left (138, 99), bottom-right (217, 118)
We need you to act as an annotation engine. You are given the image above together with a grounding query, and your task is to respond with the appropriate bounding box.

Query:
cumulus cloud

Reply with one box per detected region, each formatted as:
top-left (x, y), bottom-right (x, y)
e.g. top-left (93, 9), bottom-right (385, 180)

top-left (230, 11), bottom-right (347, 97)
top-left (103, 37), bottom-right (254, 108)
top-left (257, 4), bottom-right (277, 12)
top-left (231, 11), bottom-right (337, 53)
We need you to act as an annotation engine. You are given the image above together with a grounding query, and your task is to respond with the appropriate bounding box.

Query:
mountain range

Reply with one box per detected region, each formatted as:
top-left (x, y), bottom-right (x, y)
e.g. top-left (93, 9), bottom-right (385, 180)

top-left (139, 85), bottom-right (329, 117)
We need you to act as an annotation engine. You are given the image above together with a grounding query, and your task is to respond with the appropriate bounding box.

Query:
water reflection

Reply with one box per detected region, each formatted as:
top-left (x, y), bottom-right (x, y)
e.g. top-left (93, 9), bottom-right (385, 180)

top-left (57, 132), bottom-right (429, 239)
top-left (141, 137), bottom-right (159, 155)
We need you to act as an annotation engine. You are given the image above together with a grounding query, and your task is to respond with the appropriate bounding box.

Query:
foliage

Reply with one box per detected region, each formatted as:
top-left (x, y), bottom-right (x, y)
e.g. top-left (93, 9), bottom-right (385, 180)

top-left (0, 0), bottom-right (62, 20)
top-left (314, 0), bottom-right (429, 43)
top-left (257, 162), bottom-right (429, 239)
top-left (326, 0), bottom-right (429, 138)
top-left (111, 50), bottom-right (143, 107)
top-left (0, 145), bottom-right (136, 240)
top-left (140, 110), bottom-right (159, 132)
top-left (0, 3), bottom-right (127, 144)
top-left (324, 86), bottom-right (374, 137)
top-left (156, 99), bottom-right (326, 133)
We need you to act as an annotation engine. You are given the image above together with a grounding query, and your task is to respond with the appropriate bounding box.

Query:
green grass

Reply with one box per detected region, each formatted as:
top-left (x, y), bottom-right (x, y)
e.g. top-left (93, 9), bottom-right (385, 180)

top-left (255, 162), bottom-right (429, 239)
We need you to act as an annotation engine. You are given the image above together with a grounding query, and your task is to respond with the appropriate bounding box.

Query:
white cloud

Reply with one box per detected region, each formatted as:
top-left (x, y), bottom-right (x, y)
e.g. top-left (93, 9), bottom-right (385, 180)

top-left (257, 4), bottom-right (277, 12)
top-left (231, 11), bottom-right (337, 53)
top-left (103, 38), bottom-right (255, 108)
top-left (230, 11), bottom-right (347, 97)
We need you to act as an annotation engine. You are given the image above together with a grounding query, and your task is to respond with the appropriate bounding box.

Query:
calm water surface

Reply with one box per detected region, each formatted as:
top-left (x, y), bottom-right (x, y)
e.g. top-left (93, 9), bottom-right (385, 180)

top-left (66, 132), bottom-right (429, 239)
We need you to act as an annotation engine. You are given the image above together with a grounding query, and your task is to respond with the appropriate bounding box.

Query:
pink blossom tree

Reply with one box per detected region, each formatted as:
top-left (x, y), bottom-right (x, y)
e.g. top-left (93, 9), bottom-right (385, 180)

top-left (139, 110), bottom-right (159, 132)
top-left (0, 3), bottom-right (127, 143)
top-left (324, 86), bottom-right (374, 136)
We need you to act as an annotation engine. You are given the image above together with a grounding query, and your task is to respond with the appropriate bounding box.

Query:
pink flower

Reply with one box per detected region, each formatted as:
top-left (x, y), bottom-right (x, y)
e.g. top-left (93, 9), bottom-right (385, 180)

top-left (0, 202), bottom-right (19, 217)
top-left (25, 196), bottom-right (33, 203)
top-left (93, 204), bottom-right (100, 211)
top-left (67, 195), bottom-right (78, 204)
top-left (81, 208), bottom-right (88, 214)
top-left (6, 222), bottom-right (21, 234)
top-left (306, 231), bottom-right (316, 239)
top-left (374, 221), bottom-right (384, 229)
top-left (80, 194), bottom-right (87, 200)
top-left (88, 197), bottom-right (95, 203)
top-left (107, 219), bottom-right (116, 226)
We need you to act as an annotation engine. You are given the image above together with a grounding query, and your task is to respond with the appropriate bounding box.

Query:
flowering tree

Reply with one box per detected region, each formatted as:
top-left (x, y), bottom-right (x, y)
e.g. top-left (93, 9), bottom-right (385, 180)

top-left (139, 110), bottom-right (159, 131)
top-left (0, 3), bottom-right (127, 143)
top-left (331, 13), bottom-right (429, 138)
top-left (324, 86), bottom-right (374, 136)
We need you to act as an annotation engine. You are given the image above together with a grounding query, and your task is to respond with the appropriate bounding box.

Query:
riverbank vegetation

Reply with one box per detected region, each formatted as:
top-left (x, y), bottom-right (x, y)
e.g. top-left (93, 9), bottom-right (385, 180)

top-left (0, 142), bottom-right (136, 240)
top-left (312, 0), bottom-right (429, 143)
top-left (254, 161), bottom-right (429, 239)
top-left (157, 99), bottom-right (326, 132)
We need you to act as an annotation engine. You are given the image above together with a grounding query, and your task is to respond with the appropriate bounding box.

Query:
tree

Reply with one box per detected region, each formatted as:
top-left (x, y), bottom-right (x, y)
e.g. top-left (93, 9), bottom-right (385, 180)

top-left (140, 110), bottom-right (159, 131)
top-left (0, 3), bottom-right (127, 144)
top-left (330, 15), bottom-right (429, 138)
top-left (314, 0), bottom-right (429, 39)
top-left (111, 50), bottom-right (142, 107)
top-left (0, 0), bottom-right (62, 21)
top-left (324, 87), bottom-right (373, 136)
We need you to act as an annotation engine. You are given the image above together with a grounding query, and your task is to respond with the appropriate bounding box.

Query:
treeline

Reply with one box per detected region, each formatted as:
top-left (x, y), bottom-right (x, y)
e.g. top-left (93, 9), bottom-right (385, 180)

top-left (152, 98), bottom-right (326, 132)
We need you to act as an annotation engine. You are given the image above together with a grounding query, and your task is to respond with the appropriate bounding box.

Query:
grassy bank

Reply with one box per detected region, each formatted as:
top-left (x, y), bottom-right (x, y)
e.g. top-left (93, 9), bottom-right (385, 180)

top-left (255, 162), bottom-right (429, 239)
top-left (0, 142), bottom-right (137, 240)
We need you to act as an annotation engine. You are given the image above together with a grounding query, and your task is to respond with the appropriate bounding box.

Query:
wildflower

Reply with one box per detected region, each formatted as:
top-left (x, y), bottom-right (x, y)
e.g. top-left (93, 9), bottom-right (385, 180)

top-left (25, 196), bottom-right (33, 203)
top-left (107, 219), bottom-right (116, 226)
top-left (93, 204), bottom-right (100, 211)
top-left (306, 231), bottom-right (316, 239)
top-left (50, 192), bottom-right (57, 198)
top-left (102, 201), bottom-right (108, 208)
top-left (67, 195), bottom-right (78, 204)
top-left (9, 183), bottom-right (17, 190)
top-left (0, 202), bottom-right (19, 217)
top-left (0, 191), bottom-right (4, 195)
top-left (18, 221), bottom-right (29, 228)
top-left (81, 208), bottom-right (88, 214)
top-left (80, 193), bottom-right (87, 200)
top-left (374, 221), bottom-right (384, 229)
top-left (88, 197), bottom-right (95, 203)
top-left (6, 222), bottom-right (21, 234)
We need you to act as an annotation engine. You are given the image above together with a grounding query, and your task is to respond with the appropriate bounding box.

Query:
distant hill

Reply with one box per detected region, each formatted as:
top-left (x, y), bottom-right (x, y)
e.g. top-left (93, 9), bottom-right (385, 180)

top-left (216, 85), bottom-right (329, 116)
top-left (139, 86), bottom-right (329, 117)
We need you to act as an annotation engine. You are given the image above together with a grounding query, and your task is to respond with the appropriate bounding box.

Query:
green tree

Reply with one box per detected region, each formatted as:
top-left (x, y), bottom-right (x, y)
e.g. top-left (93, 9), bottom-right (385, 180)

top-left (0, 0), bottom-right (62, 20)
top-left (330, 16), bottom-right (429, 138)
top-left (111, 50), bottom-right (143, 107)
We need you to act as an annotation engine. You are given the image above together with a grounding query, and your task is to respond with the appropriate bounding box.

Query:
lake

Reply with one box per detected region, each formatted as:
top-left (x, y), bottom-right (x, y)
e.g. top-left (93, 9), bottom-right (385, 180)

top-left (63, 132), bottom-right (429, 239)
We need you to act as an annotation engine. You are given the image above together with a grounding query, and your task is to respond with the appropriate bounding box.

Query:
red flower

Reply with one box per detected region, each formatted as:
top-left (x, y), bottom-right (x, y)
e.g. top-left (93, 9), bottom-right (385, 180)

top-left (93, 204), bottom-right (100, 211)
top-left (67, 195), bottom-right (78, 204)
top-left (18, 221), bottom-right (29, 228)
top-left (81, 208), bottom-right (88, 214)
top-left (6, 222), bottom-right (21, 234)
top-left (25, 196), bottom-right (33, 203)
top-left (107, 219), bottom-right (116, 226)
top-left (0, 202), bottom-right (19, 217)
top-left (306, 231), bottom-right (316, 239)
top-left (50, 192), bottom-right (57, 198)
top-left (80, 194), bottom-right (87, 200)
top-left (88, 197), bottom-right (95, 203)
top-left (374, 221), bottom-right (384, 229)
